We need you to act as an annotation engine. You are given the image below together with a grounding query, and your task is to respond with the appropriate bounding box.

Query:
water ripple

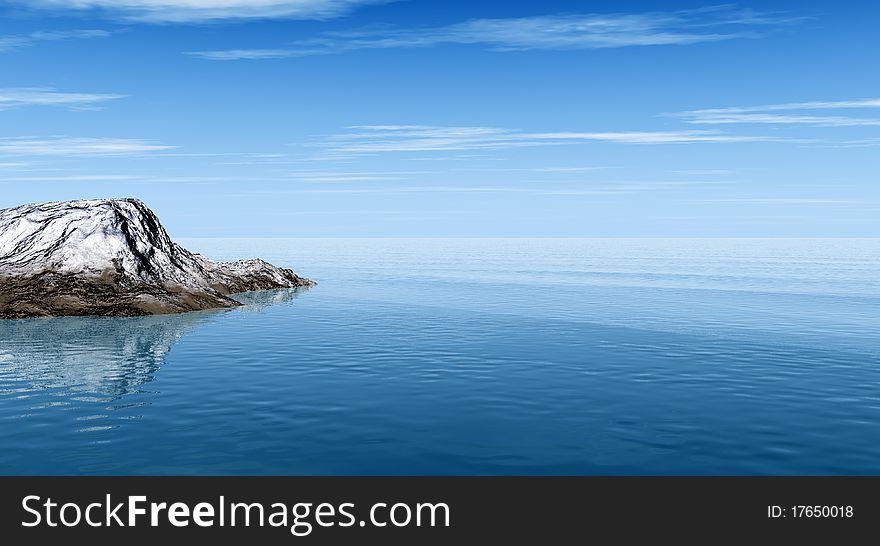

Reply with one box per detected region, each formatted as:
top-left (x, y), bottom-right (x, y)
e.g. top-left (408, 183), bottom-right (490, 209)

top-left (1, 239), bottom-right (879, 474)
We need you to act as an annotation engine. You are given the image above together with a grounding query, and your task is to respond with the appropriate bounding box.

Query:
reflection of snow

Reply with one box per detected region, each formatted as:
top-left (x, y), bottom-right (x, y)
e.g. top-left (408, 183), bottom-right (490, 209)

top-left (0, 311), bottom-right (219, 400)
top-left (0, 287), bottom-right (308, 401)
top-left (231, 286), bottom-right (310, 313)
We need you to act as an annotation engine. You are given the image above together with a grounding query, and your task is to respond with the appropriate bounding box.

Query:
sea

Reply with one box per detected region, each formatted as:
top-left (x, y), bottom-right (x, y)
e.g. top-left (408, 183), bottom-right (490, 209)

top-left (1, 238), bottom-right (879, 475)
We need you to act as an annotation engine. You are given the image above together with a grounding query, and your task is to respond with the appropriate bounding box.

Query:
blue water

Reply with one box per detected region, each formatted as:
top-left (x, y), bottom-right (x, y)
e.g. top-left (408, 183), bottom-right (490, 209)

top-left (1, 238), bottom-right (879, 475)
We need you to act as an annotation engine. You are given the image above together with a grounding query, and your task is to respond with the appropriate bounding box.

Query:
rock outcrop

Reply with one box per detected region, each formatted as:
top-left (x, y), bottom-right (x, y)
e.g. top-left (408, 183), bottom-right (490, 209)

top-left (0, 198), bottom-right (314, 318)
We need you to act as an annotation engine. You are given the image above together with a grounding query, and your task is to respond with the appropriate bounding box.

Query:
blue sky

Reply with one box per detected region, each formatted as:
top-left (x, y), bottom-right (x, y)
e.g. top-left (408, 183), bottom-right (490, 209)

top-left (0, 0), bottom-right (878, 237)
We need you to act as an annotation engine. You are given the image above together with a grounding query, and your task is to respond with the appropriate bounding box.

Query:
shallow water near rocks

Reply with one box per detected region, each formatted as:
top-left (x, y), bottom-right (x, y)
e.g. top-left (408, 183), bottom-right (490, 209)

top-left (1, 238), bottom-right (879, 475)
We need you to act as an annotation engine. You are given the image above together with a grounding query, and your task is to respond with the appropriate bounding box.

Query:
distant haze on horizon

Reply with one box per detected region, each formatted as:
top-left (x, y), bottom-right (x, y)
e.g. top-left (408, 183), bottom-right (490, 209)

top-left (0, 0), bottom-right (878, 237)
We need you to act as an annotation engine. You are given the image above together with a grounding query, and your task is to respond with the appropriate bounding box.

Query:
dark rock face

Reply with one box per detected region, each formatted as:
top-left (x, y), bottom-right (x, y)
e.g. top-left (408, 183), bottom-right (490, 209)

top-left (0, 198), bottom-right (314, 318)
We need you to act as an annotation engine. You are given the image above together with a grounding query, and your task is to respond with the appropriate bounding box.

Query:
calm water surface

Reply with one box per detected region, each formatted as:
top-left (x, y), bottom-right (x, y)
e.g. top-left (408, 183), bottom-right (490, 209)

top-left (1, 238), bottom-right (879, 475)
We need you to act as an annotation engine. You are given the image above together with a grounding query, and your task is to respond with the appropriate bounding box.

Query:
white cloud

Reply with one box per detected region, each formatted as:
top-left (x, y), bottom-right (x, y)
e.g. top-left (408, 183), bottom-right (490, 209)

top-left (673, 169), bottom-right (736, 175)
top-left (283, 169), bottom-right (434, 183)
top-left (0, 174), bottom-right (144, 181)
top-left (189, 6), bottom-right (805, 60)
top-left (12, 0), bottom-right (389, 23)
top-left (525, 131), bottom-right (773, 144)
top-left (835, 138), bottom-right (880, 148)
top-left (0, 29), bottom-right (111, 53)
top-left (694, 198), bottom-right (857, 205)
top-left (672, 98), bottom-right (880, 127)
top-left (0, 88), bottom-right (126, 111)
top-left (314, 124), bottom-right (781, 156)
top-left (191, 48), bottom-right (298, 60)
top-left (678, 113), bottom-right (880, 127)
top-left (297, 180), bottom-right (718, 196)
top-left (0, 137), bottom-right (174, 156)
top-left (530, 166), bottom-right (609, 173)
top-left (682, 98), bottom-right (880, 114)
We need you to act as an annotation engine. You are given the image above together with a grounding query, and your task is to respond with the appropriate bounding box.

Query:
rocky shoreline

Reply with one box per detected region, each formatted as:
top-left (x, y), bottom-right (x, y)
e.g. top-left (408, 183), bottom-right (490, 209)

top-left (0, 198), bottom-right (314, 319)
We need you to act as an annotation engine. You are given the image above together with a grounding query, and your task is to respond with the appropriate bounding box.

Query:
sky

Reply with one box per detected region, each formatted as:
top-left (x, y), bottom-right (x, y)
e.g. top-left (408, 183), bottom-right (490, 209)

top-left (0, 0), bottom-right (878, 237)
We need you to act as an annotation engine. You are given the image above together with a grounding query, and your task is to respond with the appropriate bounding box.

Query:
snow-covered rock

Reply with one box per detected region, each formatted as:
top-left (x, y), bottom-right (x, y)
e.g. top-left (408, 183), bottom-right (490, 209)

top-left (0, 198), bottom-right (314, 318)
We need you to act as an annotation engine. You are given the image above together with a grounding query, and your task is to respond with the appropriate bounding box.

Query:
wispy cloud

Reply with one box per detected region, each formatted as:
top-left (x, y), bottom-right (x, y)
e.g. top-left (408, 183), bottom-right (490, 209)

top-left (834, 138), bottom-right (880, 148)
top-left (313, 124), bottom-right (781, 157)
top-left (0, 29), bottom-right (111, 53)
top-left (189, 5), bottom-right (806, 60)
top-left (300, 186), bottom-right (624, 196)
top-left (530, 166), bottom-right (610, 173)
top-left (191, 48), bottom-right (300, 61)
top-left (283, 169), bottom-right (435, 183)
top-left (671, 98), bottom-right (880, 127)
top-left (673, 169), bottom-right (736, 175)
top-left (694, 198), bottom-right (858, 205)
top-left (0, 87), bottom-right (126, 111)
top-left (10, 0), bottom-right (390, 23)
top-left (0, 137), bottom-right (174, 156)
top-left (680, 98), bottom-right (880, 113)
top-left (298, 180), bottom-right (719, 196)
top-left (0, 174), bottom-right (144, 181)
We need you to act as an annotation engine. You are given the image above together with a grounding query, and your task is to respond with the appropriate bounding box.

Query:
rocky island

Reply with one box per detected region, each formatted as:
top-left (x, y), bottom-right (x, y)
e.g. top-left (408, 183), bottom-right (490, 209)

top-left (0, 198), bottom-right (314, 319)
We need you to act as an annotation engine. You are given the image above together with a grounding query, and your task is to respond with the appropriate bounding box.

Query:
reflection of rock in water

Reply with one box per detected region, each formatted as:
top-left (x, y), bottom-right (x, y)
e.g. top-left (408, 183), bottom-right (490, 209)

top-left (229, 286), bottom-right (309, 313)
top-left (0, 287), bottom-right (308, 400)
top-left (0, 310), bottom-right (220, 400)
